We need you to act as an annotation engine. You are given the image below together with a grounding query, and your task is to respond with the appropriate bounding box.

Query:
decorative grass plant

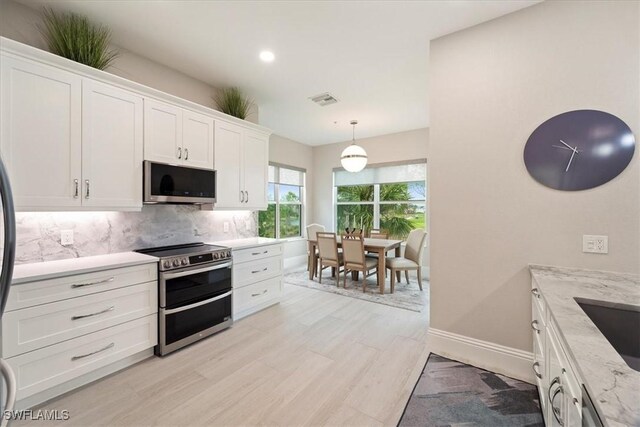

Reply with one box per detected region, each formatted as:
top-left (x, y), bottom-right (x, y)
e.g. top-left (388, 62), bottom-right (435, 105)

top-left (214, 87), bottom-right (254, 120)
top-left (39, 8), bottom-right (119, 70)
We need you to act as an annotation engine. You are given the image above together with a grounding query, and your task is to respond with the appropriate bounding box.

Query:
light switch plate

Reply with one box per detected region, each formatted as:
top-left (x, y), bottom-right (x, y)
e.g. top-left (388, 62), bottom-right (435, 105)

top-left (583, 235), bottom-right (608, 254)
top-left (60, 229), bottom-right (74, 246)
top-left (223, 222), bottom-right (230, 233)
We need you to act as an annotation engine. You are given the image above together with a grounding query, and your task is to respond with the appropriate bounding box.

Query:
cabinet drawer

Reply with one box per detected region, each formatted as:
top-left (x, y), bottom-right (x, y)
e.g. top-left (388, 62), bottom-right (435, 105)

top-left (233, 256), bottom-right (282, 288)
top-left (6, 263), bottom-right (157, 311)
top-left (233, 276), bottom-right (281, 317)
top-left (3, 282), bottom-right (157, 358)
top-left (233, 244), bottom-right (282, 264)
top-left (7, 315), bottom-right (157, 400)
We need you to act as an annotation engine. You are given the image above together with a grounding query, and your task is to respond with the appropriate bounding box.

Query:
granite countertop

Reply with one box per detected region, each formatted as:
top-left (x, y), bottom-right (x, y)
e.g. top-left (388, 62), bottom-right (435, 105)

top-left (210, 237), bottom-right (282, 250)
top-left (12, 252), bottom-right (158, 285)
top-left (529, 264), bottom-right (640, 427)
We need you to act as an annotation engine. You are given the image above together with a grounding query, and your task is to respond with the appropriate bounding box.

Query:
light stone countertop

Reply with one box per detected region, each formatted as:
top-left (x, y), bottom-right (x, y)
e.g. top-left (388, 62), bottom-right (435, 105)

top-left (12, 252), bottom-right (158, 285)
top-left (209, 237), bottom-right (282, 250)
top-left (529, 264), bottom-right (640, 427)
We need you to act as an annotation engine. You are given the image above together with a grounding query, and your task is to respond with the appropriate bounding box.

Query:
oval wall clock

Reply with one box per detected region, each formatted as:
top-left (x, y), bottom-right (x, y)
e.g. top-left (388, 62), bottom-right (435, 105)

top-left (524, 110), bottom-right (635, 191)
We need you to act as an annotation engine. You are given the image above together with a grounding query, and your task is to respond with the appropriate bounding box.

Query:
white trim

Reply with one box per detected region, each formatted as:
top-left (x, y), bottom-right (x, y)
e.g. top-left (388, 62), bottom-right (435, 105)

top-left (427, 328), bottom-right (535, 384)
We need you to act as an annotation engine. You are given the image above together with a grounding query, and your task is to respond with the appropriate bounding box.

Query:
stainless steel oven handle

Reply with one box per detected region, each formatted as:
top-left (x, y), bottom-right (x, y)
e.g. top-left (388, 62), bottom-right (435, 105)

top-left (162, 262), bottom-right (232, 280)
top-left (164, 290), bottom-right (232, 315)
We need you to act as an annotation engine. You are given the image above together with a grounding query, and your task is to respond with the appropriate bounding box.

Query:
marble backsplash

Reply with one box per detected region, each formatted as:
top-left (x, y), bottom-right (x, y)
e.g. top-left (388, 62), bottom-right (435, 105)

top-left (13, 206), bottom-right (257, 264)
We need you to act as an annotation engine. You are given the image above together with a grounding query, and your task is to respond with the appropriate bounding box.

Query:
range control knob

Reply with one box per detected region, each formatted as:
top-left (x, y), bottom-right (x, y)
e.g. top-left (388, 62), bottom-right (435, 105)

top-left (172, 259), bottom-right (180, 267)
top-left (181, 258), bottom-right (188, 266)
top-left (226, 251), bottom-right (232, 258)
top-left (163, 260), bottom-right (171, 269)
top-left (213, 252), bottom-right (220, 260)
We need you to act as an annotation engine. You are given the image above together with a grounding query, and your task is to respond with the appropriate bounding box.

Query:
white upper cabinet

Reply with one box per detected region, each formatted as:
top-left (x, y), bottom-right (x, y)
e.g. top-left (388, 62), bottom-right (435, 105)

top-left (214, 121), bottom-right (269, 210)
top-left (214, 122), bottom-right (243, 208)
top-left (144, 99), bottom-right (214, 169)
top-left (1, 56), bottom-right (82, 209)
top-left (143, 99), bottom-right (183, 164)
top-left (182, 109), bottom-right (214, 169)
top-left (82, 80), bottom-right (143, 209)
top-left (243, 131), bottom-right (269, 209)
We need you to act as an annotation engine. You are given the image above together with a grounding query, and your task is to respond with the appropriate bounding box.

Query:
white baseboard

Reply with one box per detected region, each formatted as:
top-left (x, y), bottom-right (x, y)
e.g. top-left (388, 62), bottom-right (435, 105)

top-left (284, 254), bottom-right (307, 271)
top-left (427, 328), bottom-right (534, 384)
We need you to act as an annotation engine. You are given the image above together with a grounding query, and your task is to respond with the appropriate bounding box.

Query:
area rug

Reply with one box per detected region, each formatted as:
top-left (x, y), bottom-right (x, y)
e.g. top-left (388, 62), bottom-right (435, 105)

top-left (283, 267), bottom-right (427, 312)
top-left (399, 354), bottom-right (544, 426)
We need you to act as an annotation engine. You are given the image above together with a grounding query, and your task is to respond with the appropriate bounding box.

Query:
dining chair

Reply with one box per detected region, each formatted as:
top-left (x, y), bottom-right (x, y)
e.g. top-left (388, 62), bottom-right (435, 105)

top-left (306, 224), bottom-right (325, 277)
top-left (385, 229), bottom-right (427, 293)
top-left (316, 232), bottom-right (343, 284)
top-left (341, 234), bottom-right (377, 292)
top-left (366, 229), bottom-right (389, 259)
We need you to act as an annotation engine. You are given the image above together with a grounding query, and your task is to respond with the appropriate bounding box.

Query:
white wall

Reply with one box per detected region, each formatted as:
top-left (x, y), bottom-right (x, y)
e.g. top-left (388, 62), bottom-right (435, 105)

top-left (0, 0), bottom-right (258, 123)
top-left (312, 128), bottom-right (430, 271)
top-left (269, 134), bottom-right (315, 268)
top-left (429, 0), bottom-right (639, 353)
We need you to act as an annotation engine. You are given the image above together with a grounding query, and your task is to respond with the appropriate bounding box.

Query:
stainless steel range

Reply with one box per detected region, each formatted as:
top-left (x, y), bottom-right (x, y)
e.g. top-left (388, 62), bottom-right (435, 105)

top-left (135, 242), bottom-right (232, 356)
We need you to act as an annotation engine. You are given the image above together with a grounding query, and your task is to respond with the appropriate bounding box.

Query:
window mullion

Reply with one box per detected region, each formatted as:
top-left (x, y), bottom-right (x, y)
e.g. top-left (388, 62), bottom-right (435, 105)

top-left (373, 184), bottom-right (380, 229)
top-left (275, 168), bottom-right (280, 239)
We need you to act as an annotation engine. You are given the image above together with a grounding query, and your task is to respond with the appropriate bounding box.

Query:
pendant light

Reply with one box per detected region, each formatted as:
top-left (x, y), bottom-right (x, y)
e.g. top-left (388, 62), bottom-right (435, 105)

top-left (340, 120), bottom-right (368, 172)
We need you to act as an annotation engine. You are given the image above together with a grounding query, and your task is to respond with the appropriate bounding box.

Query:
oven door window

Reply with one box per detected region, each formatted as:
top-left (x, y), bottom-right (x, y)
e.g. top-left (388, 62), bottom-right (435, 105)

top-left (164, 292), bottom-right (231, 346)
top-left (163, 265), bottom-right (231, 309)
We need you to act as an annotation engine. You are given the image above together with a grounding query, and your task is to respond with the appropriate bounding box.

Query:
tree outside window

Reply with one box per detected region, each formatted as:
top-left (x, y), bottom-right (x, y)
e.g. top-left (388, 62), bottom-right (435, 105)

top-left (259, 165), bottom-right (305, 239)
top-left (336, 180), bottom-right (426, 240)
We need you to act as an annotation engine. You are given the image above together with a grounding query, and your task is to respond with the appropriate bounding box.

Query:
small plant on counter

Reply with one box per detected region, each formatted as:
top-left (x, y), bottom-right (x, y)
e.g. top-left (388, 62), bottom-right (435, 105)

top-left (214, 87), bottom-right (254, 120)
top-left (39, 8), bottom-right (119, 70)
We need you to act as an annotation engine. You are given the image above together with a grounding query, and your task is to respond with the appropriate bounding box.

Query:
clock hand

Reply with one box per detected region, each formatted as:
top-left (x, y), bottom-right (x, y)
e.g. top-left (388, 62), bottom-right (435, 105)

top-left (565, 146), bottom-right (578, 172)
top-left (559, 139), bottom-right (575, 151)
top-left (553, 144), bottom-right (581, 152)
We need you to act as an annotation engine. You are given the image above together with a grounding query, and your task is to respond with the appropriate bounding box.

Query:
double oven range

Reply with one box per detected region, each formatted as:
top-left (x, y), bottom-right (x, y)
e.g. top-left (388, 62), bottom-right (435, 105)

top-left (136, 242), bottom-right (233, 356)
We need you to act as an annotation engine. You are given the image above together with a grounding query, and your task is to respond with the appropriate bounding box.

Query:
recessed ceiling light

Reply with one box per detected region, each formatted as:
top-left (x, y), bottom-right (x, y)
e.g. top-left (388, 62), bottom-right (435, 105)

top-left (259, 51), bottom-right (275, 62)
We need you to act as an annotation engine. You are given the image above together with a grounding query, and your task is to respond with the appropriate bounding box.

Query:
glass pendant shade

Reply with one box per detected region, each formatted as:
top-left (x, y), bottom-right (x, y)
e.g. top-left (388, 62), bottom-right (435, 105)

top-left (341, 144), bottom-right (368, 172)
top-left (341, 120), bottom-right (367, 172)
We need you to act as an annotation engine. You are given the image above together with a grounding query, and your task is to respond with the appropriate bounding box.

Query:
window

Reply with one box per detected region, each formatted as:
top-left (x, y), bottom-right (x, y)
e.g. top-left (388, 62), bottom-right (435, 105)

top-left (334, 161), bottom-right (426, 239)
top-left (259, 164), bottom-right (305, 239)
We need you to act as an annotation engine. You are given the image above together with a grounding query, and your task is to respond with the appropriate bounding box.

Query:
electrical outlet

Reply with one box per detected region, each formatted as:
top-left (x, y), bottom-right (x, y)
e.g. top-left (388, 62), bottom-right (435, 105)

top-left (583, 235), bottom-right (608, 254)
top-left (223, 222), bottom-right (230, 233)
top-left (60, 230), bottom-right (74, 246)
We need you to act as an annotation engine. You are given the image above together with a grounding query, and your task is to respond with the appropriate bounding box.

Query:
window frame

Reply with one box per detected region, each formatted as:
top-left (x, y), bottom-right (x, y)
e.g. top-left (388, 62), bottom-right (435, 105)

top-left (334, 180), bottom-right (427, 238)
top-left (260, 163), bottom-right (305, 240)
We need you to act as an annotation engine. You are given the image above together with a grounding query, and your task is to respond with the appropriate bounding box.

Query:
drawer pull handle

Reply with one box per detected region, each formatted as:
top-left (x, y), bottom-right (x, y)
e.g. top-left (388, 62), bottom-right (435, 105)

top-left (71, 277), bottom-right (115, 288)
top-left (548, 376), bottom-right (560, 403)
top-left (550, 385), bottom-right (564, 426)
top-left (71, 342), bottom-right (114, 361)
top-left (251, 290), bottom-right (268, 297)
top-left (531, 288), bottom-right (540, 298)
top-left (71, 306), bottom-right (115, 320)
top-left (251, 250), bottom-right (269, 256)
top-left (251, 268), bottom-right (268, 274)
top-left (531, 320), bottom-right (541, 333)
top-left (532, 361), bottom-right (542, 379)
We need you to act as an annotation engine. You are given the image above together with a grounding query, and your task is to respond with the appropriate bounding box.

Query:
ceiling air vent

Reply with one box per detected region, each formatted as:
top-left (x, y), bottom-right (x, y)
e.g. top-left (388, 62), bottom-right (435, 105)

top-left (309, 92), bottom-right (338, 106)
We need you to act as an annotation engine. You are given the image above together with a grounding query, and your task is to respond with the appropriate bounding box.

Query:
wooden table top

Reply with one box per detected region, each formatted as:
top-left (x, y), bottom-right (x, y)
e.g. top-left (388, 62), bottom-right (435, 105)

top-left (308, 237), bottom-right (402, 250)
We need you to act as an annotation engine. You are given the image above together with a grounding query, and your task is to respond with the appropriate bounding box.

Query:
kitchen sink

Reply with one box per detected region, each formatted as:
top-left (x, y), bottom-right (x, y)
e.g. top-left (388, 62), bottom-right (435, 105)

top-left (576, 298), bottom-right (640, 372)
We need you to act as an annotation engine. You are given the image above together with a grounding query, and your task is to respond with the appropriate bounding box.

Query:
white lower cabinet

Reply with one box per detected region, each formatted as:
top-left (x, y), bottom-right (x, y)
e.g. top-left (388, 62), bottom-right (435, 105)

top-left (232, 244), bottom-right (283, 319)
top-left (3, 261), bottom-right (158, 405)
top-left (532, 282), bottom-right (582, 427)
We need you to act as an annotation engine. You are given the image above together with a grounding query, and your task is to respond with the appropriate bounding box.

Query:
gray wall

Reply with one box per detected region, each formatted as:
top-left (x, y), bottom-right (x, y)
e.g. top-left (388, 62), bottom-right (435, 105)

top-left (429, 0), bottom-right (639, 352)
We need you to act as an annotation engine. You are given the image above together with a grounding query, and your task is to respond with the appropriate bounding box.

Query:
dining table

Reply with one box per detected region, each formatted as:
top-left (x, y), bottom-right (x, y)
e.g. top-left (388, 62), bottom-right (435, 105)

top-left (307, 236), bottom-right (403, 294)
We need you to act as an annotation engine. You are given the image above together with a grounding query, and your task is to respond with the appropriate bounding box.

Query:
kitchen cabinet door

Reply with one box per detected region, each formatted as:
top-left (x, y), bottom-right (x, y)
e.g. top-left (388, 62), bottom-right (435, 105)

top-left (0, 55), bottom-right (82, 210)
top-left (242, 131), bottom-right (269, 209)
top-left (82, 80), bottom-right (143, 209)
top-left (182, 109), bottom-right (214, 170)
top-left (214, 122), bottom-right (243, 207)
top-left (144, 98), bottom-right (182, 164)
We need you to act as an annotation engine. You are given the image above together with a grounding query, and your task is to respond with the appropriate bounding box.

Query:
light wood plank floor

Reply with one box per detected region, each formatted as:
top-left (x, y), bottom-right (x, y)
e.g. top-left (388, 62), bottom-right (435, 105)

top-left (18, 283), bottom-right (430, 427)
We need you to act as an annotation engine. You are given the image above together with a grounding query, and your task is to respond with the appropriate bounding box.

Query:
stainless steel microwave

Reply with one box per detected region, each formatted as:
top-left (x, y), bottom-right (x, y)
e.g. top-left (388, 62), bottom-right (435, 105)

top-left (144, 161), bottom-right (216, 204)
